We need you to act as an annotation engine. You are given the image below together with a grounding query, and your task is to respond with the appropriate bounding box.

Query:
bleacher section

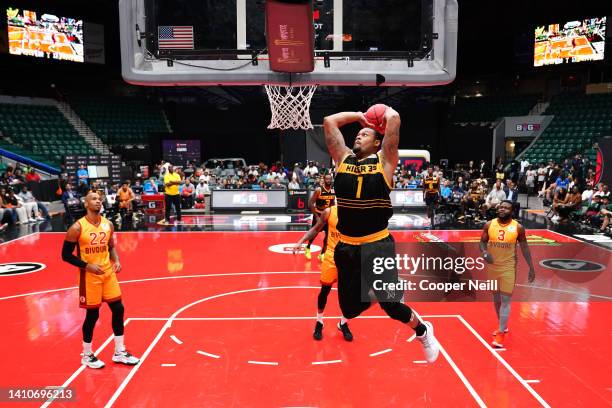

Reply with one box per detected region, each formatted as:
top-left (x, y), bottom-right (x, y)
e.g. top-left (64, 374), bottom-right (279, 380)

top-left (0, 103), bottom-right (97, 168)
top-left (451, 94), bottom-right (539, 123)
top-left (523, 93), bottom-right (612, 164)
top-left (68, 96), bottom-right (170, 145)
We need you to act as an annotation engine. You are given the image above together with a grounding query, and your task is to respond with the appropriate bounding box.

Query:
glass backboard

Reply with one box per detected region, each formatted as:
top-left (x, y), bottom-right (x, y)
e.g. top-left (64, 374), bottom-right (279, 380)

top-left (120, 0), bottom-right (457, 86)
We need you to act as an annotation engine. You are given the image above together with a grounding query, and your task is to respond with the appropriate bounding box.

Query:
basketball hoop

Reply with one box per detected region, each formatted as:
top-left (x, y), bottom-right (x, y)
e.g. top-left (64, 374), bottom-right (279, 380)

top-left (264, 84), bottom-right (317, 130)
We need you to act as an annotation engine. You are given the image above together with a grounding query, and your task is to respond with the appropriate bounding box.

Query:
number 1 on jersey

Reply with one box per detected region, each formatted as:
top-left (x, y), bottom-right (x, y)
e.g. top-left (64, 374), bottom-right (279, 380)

top-left (356, 176), bottom-right (363, 198)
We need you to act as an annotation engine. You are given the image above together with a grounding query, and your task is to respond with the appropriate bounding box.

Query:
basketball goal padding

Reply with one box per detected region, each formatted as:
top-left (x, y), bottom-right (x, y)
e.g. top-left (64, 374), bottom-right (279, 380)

top-left (265, 0), bottom-right (315, 73)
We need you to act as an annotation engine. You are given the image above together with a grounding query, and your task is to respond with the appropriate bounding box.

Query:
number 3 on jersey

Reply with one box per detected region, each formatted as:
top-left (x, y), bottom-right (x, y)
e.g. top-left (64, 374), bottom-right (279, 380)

top-left (356, 176), bottom-right (363, 199)
top-left (497, 229), bottom-right (505, 241)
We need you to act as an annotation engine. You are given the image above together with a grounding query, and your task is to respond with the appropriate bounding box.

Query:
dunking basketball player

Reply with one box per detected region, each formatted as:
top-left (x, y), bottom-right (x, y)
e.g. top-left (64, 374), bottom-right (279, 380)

top-left (480, 200), bottom-right (535, 348)
top-left (62, 191), bottom-right (140, 368)
top-left (305, 173), bottom-right (336, 261)
top-left (323, 107), bottom-right (440, 362)
top-left (294, 205), bottom-right (353, 341)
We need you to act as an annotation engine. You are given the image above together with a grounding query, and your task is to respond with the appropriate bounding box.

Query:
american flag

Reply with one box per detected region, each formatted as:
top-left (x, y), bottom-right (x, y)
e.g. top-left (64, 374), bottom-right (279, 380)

top-left (158, 26), bottom-right (194, 49)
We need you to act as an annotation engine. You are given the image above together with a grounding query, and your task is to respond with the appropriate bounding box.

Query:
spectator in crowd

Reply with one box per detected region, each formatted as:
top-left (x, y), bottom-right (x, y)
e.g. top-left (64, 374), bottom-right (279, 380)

top-left (581, 184), bottom-right (594, 203)
top-left (494, 164), bottom-right (505, 181)
top-left (555, 173), bottom-right (570, 191)
top-left (481, 179), bottom-right (507, 217)
top-left (117, 181), bottom-right (135, 212)
top-left (61, 184), bottom-right (79, 213)
top-left (144, 177), bottom-right (159, 195)
top-left (455, 176), bottom-right (467, 193)
top-left (25, 168), bottom-right (41, 183)
top-left (504, 180), bottom-right (519, 204)
top-left (536, 163), bottom-right (547, 193)
top-left (6, 188), bottom-right (34, 224)
top-left (77, 179), bottom-right (89, 197)
top-left (271, 176), bottom-right (286, 190)
top-left (132, 180), bottom-right (143, 195)
top-left (77, 164), bottom-right (89, 186)
top-left (292, 163), bottom-right (304, 184)
top-left (440, 180), bottom-right (453, 201)
top-left (479, 160), bottom-right (488, 177)
top-left (288, 175), bottom-right (301, 190)
top-left (519, 158), bottom-right (530, 184)
top-left (304, 161), bottom-right (319, 179)
top-left (525, 166), bottom-right (536, 195)
top-left (550, 187), bottom-right (568, 220)
top-left (163, 164), bottom-right (183, 224)
top-left (196, 180), bottom-right (210, 196)
top-left (18, 185), bottom-right (49, 220)
top-left (181, 178), bottom-right (196, 208)
top-left (555, 185), bottom-right (582, 222)
top-left (597, 196), bottom-right (611, 234)
top-left (593, 183), bottom-right (609, 199)
top-left (1, 188), bottom-right (16, 224)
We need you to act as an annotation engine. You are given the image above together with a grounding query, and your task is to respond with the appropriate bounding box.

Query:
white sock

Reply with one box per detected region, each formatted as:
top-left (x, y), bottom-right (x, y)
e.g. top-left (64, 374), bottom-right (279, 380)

top-left (83, 342), bottom-right (92, 355)
top-left (114, 335), bottom-right (125, 353)
top-left (340, 317), bottom-right (348, 325)
top-left (316, 312), bottom-right (324, 323)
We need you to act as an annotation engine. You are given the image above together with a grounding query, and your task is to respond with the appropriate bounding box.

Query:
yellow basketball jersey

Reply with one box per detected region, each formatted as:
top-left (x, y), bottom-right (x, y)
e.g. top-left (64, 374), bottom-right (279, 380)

top-left (77, 216), bottom-right (113, 273)
top-left (326, 206), bottom-right (340, 253)
top-left (487, 218), bottom-right (519, 270)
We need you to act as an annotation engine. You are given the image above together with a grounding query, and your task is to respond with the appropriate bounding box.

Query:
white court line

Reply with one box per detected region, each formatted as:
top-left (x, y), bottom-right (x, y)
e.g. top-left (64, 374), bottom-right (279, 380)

top-left (545, 228), bottom-right (612, 252)
top-left (369, 348), bottom-right (392, 357)
top-left (104, 286), bottom-right (322, 407)
top-left (248, 360), bottom-right (279, 366)
top-left (129, 315), bottom-right (454, 321)
top-left (456, 315), bottom-right (551, 408)
top-left (196, 350), bottom-right (220, 359)
top-left (412, 360), bottom-right (428, 364)
top-left (311, 360), bottom-right (342, 365)
top-left (160, 364), bottom-right (176, 367)
top-left (41, 319), bottom-right (130, 408)
top-left (170, 335), bottom-right (183, 345)
top-left (436, 341), bottom-right (487, 408)
top-left (526, 380), bottom-right (541, 384)
top-left (407, 334), bottom-right (416, 342)
top-left (0, 271), bottom-right (319, 301)
top-left (0, 231), bottom-right (39, 247)
top-left (493, 348), bottom-right (507, 352)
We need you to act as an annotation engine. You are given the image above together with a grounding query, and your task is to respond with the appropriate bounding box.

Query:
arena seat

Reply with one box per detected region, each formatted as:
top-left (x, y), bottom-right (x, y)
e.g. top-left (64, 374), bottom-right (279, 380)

top-left (451, 94), bottom-right (539, 123)
top-left (0, 103), bottom-right (97, 167)
top-left (522, 92), bottom-right (612, 164)
top-left (67, 95), bottom-right (171, 145)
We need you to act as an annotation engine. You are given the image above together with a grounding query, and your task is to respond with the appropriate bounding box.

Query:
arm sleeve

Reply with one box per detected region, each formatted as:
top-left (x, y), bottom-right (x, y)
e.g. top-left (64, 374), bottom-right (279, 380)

top-left (62, 240), bottom-right (88, 269)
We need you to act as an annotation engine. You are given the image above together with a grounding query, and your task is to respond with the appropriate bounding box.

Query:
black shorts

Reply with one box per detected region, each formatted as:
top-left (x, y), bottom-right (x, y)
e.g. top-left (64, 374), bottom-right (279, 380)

top-left (425, 194), bottom-right (439, 206)
top-left (334, 235), bottom-right (403, 318)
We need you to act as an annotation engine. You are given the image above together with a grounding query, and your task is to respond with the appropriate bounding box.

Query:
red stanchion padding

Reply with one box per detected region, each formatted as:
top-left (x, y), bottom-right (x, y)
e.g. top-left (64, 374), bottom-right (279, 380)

top-left (265, 0), bottom-right (315, 73)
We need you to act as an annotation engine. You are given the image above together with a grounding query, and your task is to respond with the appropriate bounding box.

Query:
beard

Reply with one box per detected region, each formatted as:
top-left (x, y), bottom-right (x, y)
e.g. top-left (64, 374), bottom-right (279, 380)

top-left (352, 145), bottom-right (361, 154)
top-left (498, 213), bottom-right (511, 222)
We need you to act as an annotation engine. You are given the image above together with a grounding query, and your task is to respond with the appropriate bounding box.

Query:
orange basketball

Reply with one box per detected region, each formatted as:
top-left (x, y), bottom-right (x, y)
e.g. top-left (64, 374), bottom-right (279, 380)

top-left (364, 104), bottom-right (388, 134)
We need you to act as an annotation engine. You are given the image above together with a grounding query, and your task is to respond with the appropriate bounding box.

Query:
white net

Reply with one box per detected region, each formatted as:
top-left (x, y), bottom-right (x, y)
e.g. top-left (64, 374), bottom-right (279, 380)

top-left (264, 84), bottom-right (317, 130)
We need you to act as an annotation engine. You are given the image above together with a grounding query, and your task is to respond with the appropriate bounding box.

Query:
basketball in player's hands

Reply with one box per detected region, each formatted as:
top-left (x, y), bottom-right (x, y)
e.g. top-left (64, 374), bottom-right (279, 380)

top-left (364, 104), bottom-right (389, 134)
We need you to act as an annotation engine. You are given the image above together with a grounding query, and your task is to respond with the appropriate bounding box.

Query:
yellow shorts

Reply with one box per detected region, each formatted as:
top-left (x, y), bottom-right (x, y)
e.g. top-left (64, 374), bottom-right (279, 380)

top-left (78, 268), bottom-right (122, 308)
top-left (320, 250), bottom-right (338, 285)
top-left (487, 267), bottom-right (516, 296)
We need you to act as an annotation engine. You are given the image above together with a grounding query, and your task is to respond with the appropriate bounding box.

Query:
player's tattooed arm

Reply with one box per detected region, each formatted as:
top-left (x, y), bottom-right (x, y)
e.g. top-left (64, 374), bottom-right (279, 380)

top-left (323, 112), bottom-right (371, 165)
top-left (379, 107), bottom-right (400, 181)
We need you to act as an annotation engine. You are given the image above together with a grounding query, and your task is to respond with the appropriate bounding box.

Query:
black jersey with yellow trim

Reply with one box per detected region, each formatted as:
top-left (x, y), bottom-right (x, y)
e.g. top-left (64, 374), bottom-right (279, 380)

top-left (423, 175), bottom-right (440, 195)
top-left (314, 186), bottom-right (336, 213)
top-left (334, 151), bottom-right (393, 239)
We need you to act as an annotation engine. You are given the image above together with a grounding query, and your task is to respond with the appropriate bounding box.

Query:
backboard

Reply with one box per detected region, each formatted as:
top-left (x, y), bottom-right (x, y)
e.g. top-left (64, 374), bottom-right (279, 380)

top-left (119, 0), bottom-right (457, 86)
